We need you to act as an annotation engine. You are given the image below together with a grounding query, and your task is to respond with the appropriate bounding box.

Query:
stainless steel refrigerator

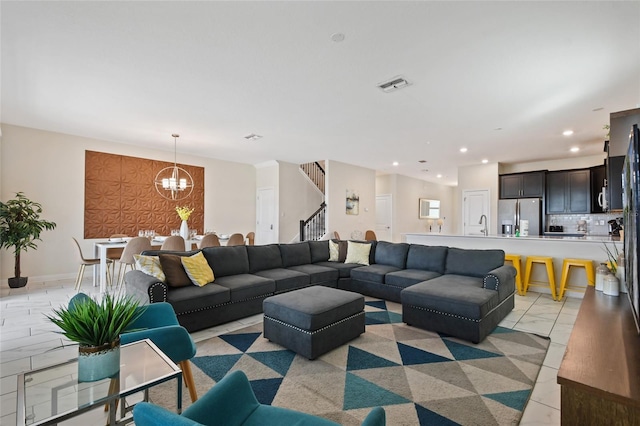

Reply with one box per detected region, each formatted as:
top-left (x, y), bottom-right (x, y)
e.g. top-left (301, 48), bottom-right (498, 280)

top-left (498, 198), bottom-right (542, 236)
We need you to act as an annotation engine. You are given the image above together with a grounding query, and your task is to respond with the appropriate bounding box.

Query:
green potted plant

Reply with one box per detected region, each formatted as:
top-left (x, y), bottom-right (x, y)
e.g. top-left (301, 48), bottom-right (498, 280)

top-left (0, 192), bottom-right (57, 288)
top-left (46, 293), bottom-right (145, 382)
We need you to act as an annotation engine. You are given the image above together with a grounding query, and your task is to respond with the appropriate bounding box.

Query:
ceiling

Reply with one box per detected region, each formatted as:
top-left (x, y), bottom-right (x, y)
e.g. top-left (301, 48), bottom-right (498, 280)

top-left (2, 1), bottom-right (639, 186)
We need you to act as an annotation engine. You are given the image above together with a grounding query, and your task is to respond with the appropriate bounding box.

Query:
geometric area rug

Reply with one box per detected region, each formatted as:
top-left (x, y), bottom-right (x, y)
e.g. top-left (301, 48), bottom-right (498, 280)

top-left (150, 299), bottom-right (550, 426)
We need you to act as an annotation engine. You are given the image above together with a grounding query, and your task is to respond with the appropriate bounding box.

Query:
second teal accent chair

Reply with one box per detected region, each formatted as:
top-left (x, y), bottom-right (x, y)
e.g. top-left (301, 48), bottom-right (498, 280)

top-left (133, 370), bottom-right (386, 426)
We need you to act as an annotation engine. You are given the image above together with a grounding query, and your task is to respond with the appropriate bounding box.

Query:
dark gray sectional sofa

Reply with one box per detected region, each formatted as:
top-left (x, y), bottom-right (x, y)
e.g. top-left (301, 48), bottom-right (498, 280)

top-left (125, 240), bottom-right (516, 343)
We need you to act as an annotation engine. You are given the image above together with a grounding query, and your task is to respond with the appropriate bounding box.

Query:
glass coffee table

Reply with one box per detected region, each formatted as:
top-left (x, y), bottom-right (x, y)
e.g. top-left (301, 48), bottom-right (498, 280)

top-left (16, 339), bottom-right (182, 426)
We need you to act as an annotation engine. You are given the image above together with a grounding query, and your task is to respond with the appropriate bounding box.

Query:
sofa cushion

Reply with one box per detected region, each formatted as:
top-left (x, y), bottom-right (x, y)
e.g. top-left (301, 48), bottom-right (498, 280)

top-left (401, 276), bottom-right (500, 320)
top-left (345, 241), bottom-right (372, 265)
top-left (253, 268), bottom-right (309, 293)
top-left (350, 264), bottom-right (402, 284)
top-left (288, 264), bottom-right (340, 284)
top-left (385, 269), bottom-right (442, 288)
top-left (280, 242), bottom-right (312, 267)
top-left (315, 261), bottom-right (364, 278)
top-left (158, 254), bottom-right (192, 288)
top-left (213, 274), bottom-right (276, 302)
top-left (133, 254), bottom-right (166, 283)
top-left (308, 240), bottom-right (329, 263)
top-left (445, 248), bottom-right (505, 278)
top-left (181, 252), bottom-right (215, 287)
top-left (166, 283), bottom-right (230, 314)
top-left (201, 246), bottom-right (250, 277)
top-left (406, 245), bottom-right (448, 274)
top-left (374, 241), bottom-right (409, 269)
top-left (246, 244), bottom-right (283, 273)
top-left (328, 240), bottom-right (348, 262)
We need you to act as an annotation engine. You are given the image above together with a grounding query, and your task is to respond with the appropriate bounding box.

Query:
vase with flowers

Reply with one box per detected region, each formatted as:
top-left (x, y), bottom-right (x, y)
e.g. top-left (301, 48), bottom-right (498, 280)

top-left (176, 206), bottom-right (194, 241)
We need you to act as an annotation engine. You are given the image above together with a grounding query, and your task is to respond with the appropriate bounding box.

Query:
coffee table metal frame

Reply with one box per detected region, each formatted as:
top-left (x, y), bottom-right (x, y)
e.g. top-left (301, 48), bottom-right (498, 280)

top-left (16, 339), bottom-right (182, 426)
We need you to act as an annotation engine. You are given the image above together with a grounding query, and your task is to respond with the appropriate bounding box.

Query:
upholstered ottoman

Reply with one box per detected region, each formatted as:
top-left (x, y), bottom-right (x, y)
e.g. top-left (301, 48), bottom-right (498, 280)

top-left (263, 286), bottom-right (365, 359)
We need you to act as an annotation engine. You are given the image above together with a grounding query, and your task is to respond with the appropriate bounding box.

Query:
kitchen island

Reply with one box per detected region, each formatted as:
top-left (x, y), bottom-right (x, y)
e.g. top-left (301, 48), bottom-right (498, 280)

top-left (403, 233), bottom-right (623, 298)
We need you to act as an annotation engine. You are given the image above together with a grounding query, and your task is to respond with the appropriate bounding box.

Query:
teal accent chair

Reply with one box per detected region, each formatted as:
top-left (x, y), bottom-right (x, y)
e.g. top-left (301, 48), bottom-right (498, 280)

top-left (133, 370), bottom-right (386, 426)
top-left (69, 294), bottom-right (198, 402)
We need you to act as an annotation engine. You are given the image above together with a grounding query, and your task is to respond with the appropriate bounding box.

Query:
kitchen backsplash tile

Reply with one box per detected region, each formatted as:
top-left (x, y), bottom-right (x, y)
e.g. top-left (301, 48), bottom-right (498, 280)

top-left (547, 213), bottom-right (624, 236)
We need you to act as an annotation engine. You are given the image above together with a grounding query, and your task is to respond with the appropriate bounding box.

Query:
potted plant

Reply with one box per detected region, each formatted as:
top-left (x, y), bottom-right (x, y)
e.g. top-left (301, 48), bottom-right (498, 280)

top-left (46, 293), bottom-right (145, 382)
top-left (0, 192), bottom-right (57, 288)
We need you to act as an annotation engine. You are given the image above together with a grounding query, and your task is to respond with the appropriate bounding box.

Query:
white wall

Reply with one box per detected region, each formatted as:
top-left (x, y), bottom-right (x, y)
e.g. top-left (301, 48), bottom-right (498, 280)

top-left (376, 173), bottom-right (455, 241)
top-left (456, 163), bottom-right (500, 234)
top-left (0, 124), bottom-right (256, 282)
top-left (326, 160), bottom-right (376, 240)
top-left (278, 161), bottom-right (324, 242)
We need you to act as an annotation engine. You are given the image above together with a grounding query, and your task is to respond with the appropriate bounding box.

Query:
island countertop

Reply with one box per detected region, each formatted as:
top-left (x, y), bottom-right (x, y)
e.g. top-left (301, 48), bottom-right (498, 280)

top-left (404, 233), bottom-right (621, 243)
top-left (403, 233), bottom-right (622, 297)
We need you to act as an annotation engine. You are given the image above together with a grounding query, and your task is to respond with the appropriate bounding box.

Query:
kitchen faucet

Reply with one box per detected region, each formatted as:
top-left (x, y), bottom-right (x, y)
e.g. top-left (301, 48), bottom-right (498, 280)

top-left (479, 214), bottom-right (488, 236)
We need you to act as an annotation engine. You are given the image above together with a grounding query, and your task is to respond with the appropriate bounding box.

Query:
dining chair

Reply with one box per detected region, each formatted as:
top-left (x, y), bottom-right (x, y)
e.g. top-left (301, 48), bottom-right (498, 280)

top-left (245, 232), bottom-right (255, 246)
top-left (226, 233), bottom-right (245, 246)
top-left (161, 235), bottom-right (186, 251)
top-left (115, 237), bottom-right (152, 292)
top-left (106, 234), bottom-right (128, 276)
top-left (72, 237), bottom-right (113, 292)
top-left (365, 230), bottom-right (377, 241)
top-left (198, 233), bottom-right (221, 249)
top-left (333, 231), bottom-right (341, 240)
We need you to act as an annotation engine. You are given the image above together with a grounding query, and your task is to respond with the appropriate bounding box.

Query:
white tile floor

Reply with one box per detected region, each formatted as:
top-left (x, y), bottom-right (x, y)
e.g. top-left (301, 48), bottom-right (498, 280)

top-left (0, 277), bottom-right (578, 425)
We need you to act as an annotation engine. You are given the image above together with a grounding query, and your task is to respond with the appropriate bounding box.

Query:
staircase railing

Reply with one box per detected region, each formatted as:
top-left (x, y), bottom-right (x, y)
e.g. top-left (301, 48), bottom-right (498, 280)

top-left (300, 202), bottom-right (326, 241)
top-left (300, 162), bottom-right (325, 194)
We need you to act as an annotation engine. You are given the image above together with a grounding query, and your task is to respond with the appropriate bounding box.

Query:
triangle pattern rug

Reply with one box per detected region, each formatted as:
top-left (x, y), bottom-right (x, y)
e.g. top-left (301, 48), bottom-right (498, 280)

top-left (149, 299), bottom-right (550, 426)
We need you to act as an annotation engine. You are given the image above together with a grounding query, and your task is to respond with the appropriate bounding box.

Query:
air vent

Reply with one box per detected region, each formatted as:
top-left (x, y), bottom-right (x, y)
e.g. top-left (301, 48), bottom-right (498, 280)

top-left (244, 134), bottom-right (263, 141)
top-left (377, 76), bottom-right (411, 93)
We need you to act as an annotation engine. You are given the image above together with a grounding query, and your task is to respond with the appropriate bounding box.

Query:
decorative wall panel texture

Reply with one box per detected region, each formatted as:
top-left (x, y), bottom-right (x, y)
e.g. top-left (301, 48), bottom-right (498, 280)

top-left (85, 151), bottom-right (204, 239)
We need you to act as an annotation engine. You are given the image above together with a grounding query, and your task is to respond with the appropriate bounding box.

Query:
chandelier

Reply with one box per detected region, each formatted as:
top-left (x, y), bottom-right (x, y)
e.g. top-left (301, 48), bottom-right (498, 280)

top-left (154, 134), bottom-right (194, 201)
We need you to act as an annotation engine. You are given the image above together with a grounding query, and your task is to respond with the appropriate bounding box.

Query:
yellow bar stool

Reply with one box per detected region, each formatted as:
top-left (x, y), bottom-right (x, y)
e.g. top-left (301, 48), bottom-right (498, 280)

top-left (505, 254), bottom-right (524, 295)
top-left (557, 258), bottom-right (595, 300)
top-left (523, 256), bottom-right (557, 301)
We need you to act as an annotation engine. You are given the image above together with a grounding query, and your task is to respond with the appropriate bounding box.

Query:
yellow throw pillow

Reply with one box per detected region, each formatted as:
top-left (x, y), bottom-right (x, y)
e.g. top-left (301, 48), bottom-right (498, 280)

top-left (345, 241), bottom-right (371, 265)
top-left (181, 251), bottom-right (215, 287)
top-left (133, 254), bottom-right (166, 282)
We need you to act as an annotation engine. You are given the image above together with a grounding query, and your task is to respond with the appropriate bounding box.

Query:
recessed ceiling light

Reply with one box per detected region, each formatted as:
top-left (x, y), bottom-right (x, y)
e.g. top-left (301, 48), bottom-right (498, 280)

top-left (244, 133), bottom-right (263, 141)
top-left (331, 33), bottom-right (345, 42)
top-left (418, 160), bottom-right (427, 163)
top-left (563, 130), bottom-right (574, 136)
top-left (459, 148), bottom-right (468, 153)
top-left (570, 147), bottom-right (579, 153)
top-left (593, 107), bottom-right (604, 112)
top-left (494, 127), bottom-right (503, 131)
top-left (392, 161), bottom-right (399, 166)
top-left (436, 174), bottom-right (442, 178)
top-left (482, 159), bottom-right (488, 164)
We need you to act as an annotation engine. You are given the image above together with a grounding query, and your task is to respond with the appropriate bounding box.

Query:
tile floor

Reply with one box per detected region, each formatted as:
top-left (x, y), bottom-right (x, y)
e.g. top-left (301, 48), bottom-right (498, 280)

top-left (0, 277), bottom-right (577, 425)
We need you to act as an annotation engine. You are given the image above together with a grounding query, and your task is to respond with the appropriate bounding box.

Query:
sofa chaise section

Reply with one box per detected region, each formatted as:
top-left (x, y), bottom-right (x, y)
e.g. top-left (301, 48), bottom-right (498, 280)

top-left (401, 248), bottom-right (516, 343)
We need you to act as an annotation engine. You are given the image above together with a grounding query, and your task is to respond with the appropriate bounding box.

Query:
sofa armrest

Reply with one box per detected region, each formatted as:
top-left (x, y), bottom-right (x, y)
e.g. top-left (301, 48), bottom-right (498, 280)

top-left (124, 270), bottom-right (168, 304)
top-left (483, 265), bottom-right (516, 301)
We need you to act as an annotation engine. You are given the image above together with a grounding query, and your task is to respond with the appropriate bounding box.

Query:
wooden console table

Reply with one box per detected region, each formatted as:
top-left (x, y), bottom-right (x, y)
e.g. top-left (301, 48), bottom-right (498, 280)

top-left (557, 287), bottom-right (640, 425)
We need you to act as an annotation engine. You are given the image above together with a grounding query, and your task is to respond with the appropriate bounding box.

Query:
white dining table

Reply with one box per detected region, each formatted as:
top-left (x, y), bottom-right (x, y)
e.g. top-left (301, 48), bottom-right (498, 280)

top-left (94, 238), bottom-right (199, 294)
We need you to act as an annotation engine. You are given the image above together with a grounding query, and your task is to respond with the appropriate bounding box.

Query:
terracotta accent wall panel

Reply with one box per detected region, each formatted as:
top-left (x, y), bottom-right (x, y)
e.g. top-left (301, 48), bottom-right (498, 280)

top-left (85, 151), bottom-right (204, 239)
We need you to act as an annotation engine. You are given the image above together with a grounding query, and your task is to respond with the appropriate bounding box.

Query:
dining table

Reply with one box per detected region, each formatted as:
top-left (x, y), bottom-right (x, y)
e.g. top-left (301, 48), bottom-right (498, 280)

top-left (93, 237), bottom-right (199, 294)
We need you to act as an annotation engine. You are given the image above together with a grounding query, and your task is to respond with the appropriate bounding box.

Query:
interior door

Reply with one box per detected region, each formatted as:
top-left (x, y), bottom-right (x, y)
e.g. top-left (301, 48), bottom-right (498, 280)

top-left (256, 187), bottom-right (277, 244)
top-left (463, 189), bottom-right (490, 236)
top-left (375, 194), bottom-right (392, 241)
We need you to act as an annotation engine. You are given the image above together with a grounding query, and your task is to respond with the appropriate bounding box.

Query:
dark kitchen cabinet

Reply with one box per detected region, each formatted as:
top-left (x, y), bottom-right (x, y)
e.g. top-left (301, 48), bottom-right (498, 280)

top-left (500, 171), bottom-right (545, 199)
top-left (546, 169), bottom-right (590, 214)
top-left (591, 164), bottom-right (607, 213)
